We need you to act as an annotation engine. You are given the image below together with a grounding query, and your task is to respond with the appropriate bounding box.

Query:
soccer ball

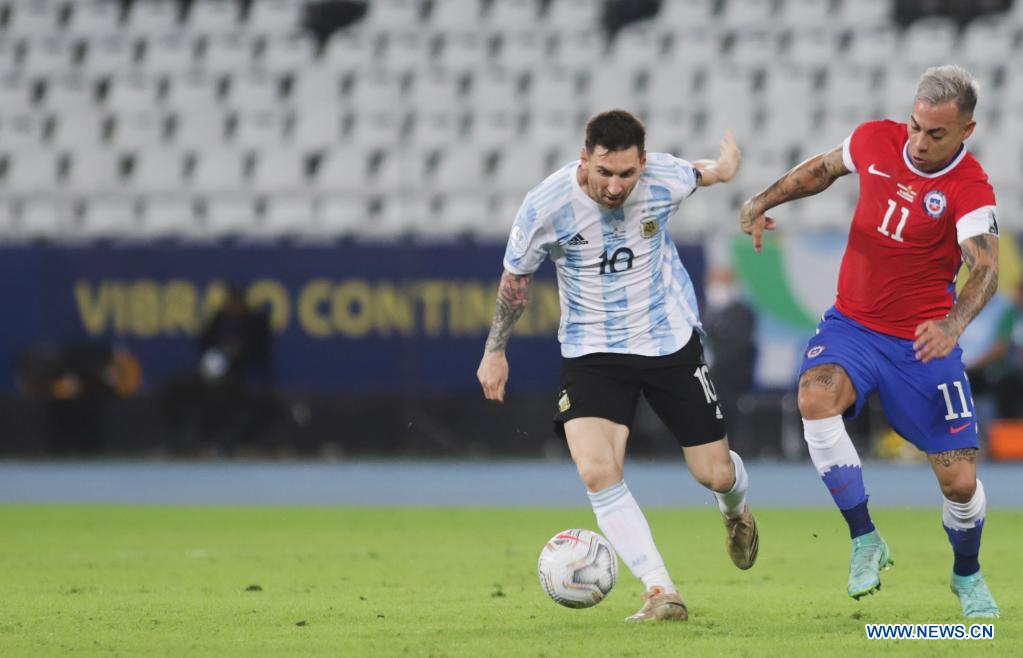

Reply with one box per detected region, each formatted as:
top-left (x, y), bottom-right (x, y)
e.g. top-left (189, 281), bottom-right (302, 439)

top-left (537, 529), bottom-right (617, 608)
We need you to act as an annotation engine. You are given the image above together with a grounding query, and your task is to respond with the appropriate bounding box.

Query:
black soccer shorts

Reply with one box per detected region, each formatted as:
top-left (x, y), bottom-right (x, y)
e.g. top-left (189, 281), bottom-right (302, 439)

top-left (552, 332), bottom-right (726, 448)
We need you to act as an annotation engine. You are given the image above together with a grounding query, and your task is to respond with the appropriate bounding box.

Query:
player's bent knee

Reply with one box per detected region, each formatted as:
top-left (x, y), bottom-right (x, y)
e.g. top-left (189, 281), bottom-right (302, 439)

top-left (940, 475), bottom-right (978, 503)
top-left (798, 367), bottom-right (852, 419)
top-left (574, 460), bottom-right (622, 492)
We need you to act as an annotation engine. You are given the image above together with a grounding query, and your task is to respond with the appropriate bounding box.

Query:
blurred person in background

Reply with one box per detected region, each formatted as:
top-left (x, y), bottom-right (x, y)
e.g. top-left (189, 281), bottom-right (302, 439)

top-left (741, 65), bottom-right (1000, 617)
top-left (701, 264), bottom-right (757, 452)
top-left (160, 284), bottom-right (273, 456)
top-left (478, 110), bottom-right (757, 622)
top-left (967, 278), bottom-right (1023, 419)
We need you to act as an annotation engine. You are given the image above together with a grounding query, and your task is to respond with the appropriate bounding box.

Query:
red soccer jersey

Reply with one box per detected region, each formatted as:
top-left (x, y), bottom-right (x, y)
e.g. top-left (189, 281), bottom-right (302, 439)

top-left (835, 120), bottom-right (998, 339)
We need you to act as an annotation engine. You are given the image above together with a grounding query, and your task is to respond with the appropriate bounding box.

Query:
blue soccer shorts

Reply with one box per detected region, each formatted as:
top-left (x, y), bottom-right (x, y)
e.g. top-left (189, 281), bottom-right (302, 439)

top-left (798, 306), bottom-right (980, 454)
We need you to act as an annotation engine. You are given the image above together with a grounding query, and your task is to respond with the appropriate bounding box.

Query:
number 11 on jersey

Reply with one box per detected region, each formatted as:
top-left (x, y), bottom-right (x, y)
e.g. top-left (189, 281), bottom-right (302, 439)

top-left (877, 199), bottom-right (909, 242)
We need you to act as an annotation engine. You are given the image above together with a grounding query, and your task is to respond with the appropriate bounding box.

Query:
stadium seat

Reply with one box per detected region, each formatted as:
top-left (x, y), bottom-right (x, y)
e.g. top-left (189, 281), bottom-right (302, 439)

top-left (321, 31), bottom-right (376, 74)
top-left (103, 71), bottom-right (164, 112)
top-left (129, 148), bottom-right (189, 195)
top-left (170, 109), bottom-right (228, 148)
top-left (226, 69), bottom-right (282, 109)
top-left (314, 194), bottom-right (370, 240)
top-left (64, 149), bottom-right (127, 194)
top-left (525, 68), bottom-right (582, 114)
top-left (844, 24), bottom-right (898, 67)
top-left (344, 111), bottom-right (407, 147)
top-left (543, 0), bottom-right (601, 32)
top-left (166, 70), bottom-right (225, 113)
top-left (823, 64), bottom-right (882, 120)
top-left (80, 196), bottom-right (138, 241)
top-left (381, 30), bottom-right (433, 74)
top-left (662, 28), bottom-right (725, 76)
top-left (897, 17), bottom-right (957, 69)
top-left (139, 32), bottom-right (196, 74)
top-left (246, 0), bottom-right (304, 36)
top-left (317, 145), bottom-right (377, 194)
top-left (349, 71), bottom-right (406, 116)
top-left (139, 196), bottom-right (201, 241)
top-left (783, 28), bottom-right (841, 66)
top-left (776, 0), bottom-right (834, 29)
top-left (249, 147), bottom-right (310, 192)
top-left (185, 0), bottom-right (243, 37)
top-left (19, 197), bottom-right (73, 242)
top-left (423, 0), bottom-right (480, 33)
top-left (230, 110), bottom-right (289, 148)
top-left (0, 73), bottom-right (35, 115)
top-left (491, 30), bottom-right (548, 73)
top-left (718, 0), bottom-right (777, 31)
top-left (407, 111), bottom-right (467, 151)
top-left (958, 17), bottom-right (1018, 70)
top-left (189, 147), bottom-right (251, 194)
top-left (366, 147), bottom-right (416, 193)
top-left (258, 33), bottom-right (316, 74)
top-left (197, 32), bottom-right (255, 72)
top-left (49, 111), bottom-right (108, 150)
top-left (0, 199), bottom-right (16, 240)
top-left (289, 107), bottom-right (346, 150)
top-left (1, 149), bottom-right (63, 194)
top-left (408, 69), bottom-right (466, 115)
top-left (643, 109), bottom-right (694, 154)
top-left (429, 144), bottom-right (489, 193)
top-left (435, 191), bottom-right (492, 239)
top-left (125, 0), bottom-right (182, 36)
top-left (834, 0), bottom-right (892, 25)
top-left (41, 73), bottom-right (97, 111)
top-left (4, 1), bottom-right (62, 37)
top-left (725, 29), bottom-right (781, 67)
top-left (259, 195), bottom-right (317, 240)
top-left (64, 1), bottom-right (123, 40)
top-left (109, 111), bottom-right (168, 150)
top-left (468, 111), bottom-right (521, 151)
top-left (83, 35), bottom-right (138, 77)
top-left (203, 195), bottom-right (259, 239)
top-left (1, 112), bottom-right (51, 149)
top-left (485, 0), bottom-right (541, 29)
top-left (491, 143), bottom-right (552, 196)
top-left (19, 36), bottom-right (77, 77)
top-left (655, 0), bottom-right (715, 28)
top-left (547, 31), bottom-right (604, 70)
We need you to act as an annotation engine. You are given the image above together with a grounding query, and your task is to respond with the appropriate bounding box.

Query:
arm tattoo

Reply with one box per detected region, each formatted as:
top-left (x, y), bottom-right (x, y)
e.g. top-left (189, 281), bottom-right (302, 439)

top-left (484, 271), bottom-right (533, 352)
top-left (930, 448), bottom-right (977, 468)
top-left (947, 234), bottom-right (999, 335)
top-left (750, 146), bottom-right (848, 216)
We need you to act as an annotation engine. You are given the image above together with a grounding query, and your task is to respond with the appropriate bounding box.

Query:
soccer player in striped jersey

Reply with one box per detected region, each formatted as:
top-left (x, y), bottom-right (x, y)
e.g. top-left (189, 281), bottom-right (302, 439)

top-left (740, 65), bottom-right (999, 618)
top-left (477, 110), bottom-right (758, 622)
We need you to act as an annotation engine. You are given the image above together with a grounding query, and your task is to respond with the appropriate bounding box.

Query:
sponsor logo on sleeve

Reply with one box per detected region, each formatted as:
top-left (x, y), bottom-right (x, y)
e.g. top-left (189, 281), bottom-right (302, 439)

top-left (510, 225), bottom-right (527, 254)
top-left (988, 208), bottom-right (999, 236)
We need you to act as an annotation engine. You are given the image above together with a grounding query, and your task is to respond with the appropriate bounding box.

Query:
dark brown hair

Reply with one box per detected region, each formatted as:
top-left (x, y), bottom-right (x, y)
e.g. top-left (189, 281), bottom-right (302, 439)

top-left (585, 109), bottom-right (645, 154)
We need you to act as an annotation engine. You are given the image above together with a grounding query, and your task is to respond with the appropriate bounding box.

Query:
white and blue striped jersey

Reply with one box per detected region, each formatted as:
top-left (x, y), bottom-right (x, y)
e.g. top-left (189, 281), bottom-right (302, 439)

top-left (503, 152), bottom-right (703, 358)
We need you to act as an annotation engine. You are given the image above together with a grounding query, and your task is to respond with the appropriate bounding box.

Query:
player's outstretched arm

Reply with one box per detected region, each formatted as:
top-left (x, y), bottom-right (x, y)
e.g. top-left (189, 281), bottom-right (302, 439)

top-left (739, 144), bottom-right (850, 252)
top-left (477, 269), bottom-right (533, 403)
top-left (692, 130), bottom-right (741, 186)
top-left (914, 233), bottom-right (999, 363)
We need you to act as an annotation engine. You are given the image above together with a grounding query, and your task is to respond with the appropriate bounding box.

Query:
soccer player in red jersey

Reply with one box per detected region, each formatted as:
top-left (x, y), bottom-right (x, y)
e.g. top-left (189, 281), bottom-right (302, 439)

top-left (740, 65), bottom-right (999, 617)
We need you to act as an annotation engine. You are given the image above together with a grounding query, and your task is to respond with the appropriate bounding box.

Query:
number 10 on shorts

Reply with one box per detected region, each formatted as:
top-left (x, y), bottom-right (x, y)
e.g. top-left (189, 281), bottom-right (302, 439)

top-left (938, 381), bottom-right (973, 421)
top-left (694, 366), bottom-right (718, 404)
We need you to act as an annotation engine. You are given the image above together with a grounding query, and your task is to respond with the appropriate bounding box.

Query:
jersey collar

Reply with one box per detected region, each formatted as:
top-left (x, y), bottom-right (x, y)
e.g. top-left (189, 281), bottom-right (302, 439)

top-left (902, 141), bottom-right (968, 178)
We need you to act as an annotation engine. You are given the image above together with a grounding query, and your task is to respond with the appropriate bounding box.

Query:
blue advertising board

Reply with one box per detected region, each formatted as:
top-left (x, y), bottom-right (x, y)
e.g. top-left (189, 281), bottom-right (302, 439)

top-left (0, 244), bottom-right (705, 393)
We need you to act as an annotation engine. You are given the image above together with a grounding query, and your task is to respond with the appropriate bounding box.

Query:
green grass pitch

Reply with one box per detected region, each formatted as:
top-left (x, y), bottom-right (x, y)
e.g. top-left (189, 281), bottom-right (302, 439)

top-left (1, 506), bottom-right (1019, 657)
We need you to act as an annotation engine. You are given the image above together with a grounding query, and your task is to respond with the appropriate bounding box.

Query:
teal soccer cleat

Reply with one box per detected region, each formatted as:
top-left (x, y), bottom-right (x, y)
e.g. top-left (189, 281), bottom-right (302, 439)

top-left (847, 530), bottom-right (894, 599)
top-left (951, 572), bottom-right (1000, 618)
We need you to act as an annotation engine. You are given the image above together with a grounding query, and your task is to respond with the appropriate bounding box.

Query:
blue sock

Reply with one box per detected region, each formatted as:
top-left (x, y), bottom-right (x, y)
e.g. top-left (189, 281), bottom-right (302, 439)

top-left (821, 464), bottom-right (874, 538)
top-left (945, 520), bottom-right (983, 577)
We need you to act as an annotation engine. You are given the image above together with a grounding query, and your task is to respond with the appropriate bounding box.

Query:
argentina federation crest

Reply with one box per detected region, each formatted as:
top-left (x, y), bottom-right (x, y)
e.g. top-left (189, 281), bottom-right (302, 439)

top-left (641, 217), bottom-right (658, 239)
top-left (923, 190), bottom-right (947, 219)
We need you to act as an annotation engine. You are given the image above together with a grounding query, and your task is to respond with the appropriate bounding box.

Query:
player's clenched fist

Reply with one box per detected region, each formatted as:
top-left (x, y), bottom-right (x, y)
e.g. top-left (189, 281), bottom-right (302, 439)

top-left (477, 351), bottom-right (509, 403)
top-left (913, 319), bottom-right (958, 363)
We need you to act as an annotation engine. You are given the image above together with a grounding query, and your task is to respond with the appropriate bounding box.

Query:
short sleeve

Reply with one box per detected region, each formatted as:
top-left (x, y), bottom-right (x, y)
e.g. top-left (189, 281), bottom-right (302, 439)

top-left (503, 197), bottom-right (551, 275)
top-left (669, 156), bottom-right (700, 199)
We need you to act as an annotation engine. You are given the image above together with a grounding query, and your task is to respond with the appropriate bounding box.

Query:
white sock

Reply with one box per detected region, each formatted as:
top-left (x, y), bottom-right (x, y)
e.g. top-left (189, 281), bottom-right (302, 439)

top-left (943, 479), bottom-right (986, 530)
top-left (588, 480), bottom-right (676, 593)
top-left (802, 415), bottom-right (860, 474)
top-left (714, 450), bottom-right (749, 518)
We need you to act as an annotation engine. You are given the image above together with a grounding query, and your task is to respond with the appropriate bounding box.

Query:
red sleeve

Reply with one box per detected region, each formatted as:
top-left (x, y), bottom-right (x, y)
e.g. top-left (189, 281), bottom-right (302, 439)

top-left (843, 120), bottom-right (888, 174)
top-left (954, 179), bottom-right (996, 223)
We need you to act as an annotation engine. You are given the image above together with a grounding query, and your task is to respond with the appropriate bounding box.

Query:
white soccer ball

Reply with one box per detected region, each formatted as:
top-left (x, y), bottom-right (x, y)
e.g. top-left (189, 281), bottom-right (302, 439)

top-left (537, 529), bottom-right (617, 608)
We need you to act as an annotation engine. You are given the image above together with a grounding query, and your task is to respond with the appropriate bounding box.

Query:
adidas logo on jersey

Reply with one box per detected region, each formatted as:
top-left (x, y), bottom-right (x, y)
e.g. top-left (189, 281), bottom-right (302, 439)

top-left (567, 233), bottom-right (588, 246)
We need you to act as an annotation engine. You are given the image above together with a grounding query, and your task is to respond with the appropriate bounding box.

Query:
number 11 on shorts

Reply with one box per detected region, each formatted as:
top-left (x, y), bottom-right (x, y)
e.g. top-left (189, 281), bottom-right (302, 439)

top-left (938, 381), bottom-right (973, 420)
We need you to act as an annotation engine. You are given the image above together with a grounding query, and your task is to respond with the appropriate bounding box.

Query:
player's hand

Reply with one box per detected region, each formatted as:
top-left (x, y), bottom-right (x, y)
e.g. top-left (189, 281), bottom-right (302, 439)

top-left (477, 350), bottom-right (510, 403)
top-left (913, 319), bottom-right (958, 363)
top-left (739, 198), bottom-right (777, 253)
top-left (715, 130), bottom-right (741, 183)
